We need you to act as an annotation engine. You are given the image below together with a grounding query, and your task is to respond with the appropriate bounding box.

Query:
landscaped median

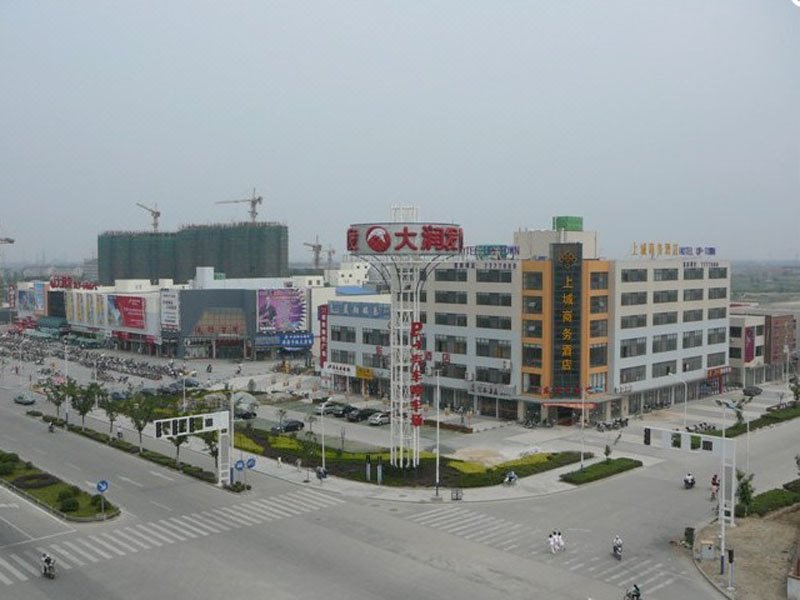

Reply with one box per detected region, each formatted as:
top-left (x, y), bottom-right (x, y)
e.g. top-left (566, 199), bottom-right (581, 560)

top-left (735, 479), bottom-right (800, 518)
top-left (0, 449), bottom-right (119, 521)
top-left (706, 401), bottom-right (800, 438)
top-left (559, 457), bottom-right (643, 485)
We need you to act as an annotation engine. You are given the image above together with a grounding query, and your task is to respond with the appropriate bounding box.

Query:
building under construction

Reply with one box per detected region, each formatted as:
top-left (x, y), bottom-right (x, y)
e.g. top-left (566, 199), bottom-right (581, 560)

top-left (98, 222), bottom-right (289, 285)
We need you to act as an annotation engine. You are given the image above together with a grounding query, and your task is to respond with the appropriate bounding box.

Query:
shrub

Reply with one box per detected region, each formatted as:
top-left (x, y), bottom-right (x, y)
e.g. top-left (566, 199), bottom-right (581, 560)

top-left (0, 453), bottom-right (19, 464)
top-left (90, 494), bottom-right (104, 506)
top-left (227, 481), bottom-right (247, 493)
top-left (447, 460), bottom-right (486, 475)
top-left (58, 488), bottom-right (77, 501)
top-left (12, 473), bottom-right (60, 489)
top-left (560, 458), bottom-right (643, 485)
top-left (736, 488), bottom-right (800, 517)
top-left (783, 479), bottom-right (800, 495)
top-left (26, 410), bottom-right (43, 417)
top-left (25, 461), bottom-right (34, 469)
top-left (59, 497), bottom-right (79, 512)
top-left (0, 462), bottom-right (15, 476)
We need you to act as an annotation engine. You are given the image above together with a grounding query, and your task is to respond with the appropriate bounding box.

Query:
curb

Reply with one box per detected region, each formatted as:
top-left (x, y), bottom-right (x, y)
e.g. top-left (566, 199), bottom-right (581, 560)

top-left (689, 517), bottom-right (734, 600)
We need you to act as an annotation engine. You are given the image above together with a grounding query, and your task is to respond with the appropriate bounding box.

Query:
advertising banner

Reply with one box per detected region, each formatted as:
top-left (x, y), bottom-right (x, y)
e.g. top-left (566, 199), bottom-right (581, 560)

top-left (318, 305), bottom-right (329, 368)
top-left (17, 290), bottom-right (35, 312)
top-left (75, 293), bottom-right (85, 323)
top-left (86, 293), bottom-right (95, 325)
top-left (329, 301), bottom-right (390, 320)
top-left (64, 291), bottom-right (74, 321)
top-left (347, 222), bottom-right (463, 256)
top-left (107, 295), bottom-right (146, 330)
top-left (744, 327), bottom-right (755, 363)
top-left (33, 282), bottom-right (47, 315)
top-left (95, 295), bottom-right (105, 327)
top-left (160, 290), bottom-right (180, 331)
top-left (257, 289), bottom-right (306, 333)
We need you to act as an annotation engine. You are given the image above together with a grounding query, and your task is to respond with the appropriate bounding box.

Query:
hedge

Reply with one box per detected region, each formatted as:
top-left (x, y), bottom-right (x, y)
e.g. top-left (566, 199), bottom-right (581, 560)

top-left (12, 473), bottom-right (61, 489)
top-left (560, 458), bottom-right (643, 485)
top-left (706, 403), bottom-right (800, 438)
top-left (735, 488), bottom-right (800, 517)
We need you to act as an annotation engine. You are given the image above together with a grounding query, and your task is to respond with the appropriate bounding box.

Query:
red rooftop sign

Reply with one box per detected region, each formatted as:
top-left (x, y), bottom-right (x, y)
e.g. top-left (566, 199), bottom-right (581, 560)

top-left (347, 223), bottom-right (463, 256)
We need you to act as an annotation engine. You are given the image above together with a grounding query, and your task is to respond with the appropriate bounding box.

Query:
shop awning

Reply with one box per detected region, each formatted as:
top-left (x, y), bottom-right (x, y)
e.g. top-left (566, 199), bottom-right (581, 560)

top-left (541, 402), bottom-right (598, 410)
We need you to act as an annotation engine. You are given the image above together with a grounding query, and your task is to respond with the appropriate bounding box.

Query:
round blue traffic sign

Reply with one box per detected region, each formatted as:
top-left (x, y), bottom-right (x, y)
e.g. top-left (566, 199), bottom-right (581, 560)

top-left (246, 458), bottom-right (256, 469)
top-left (235, 460), bottom-right (245, 471)
top-left (96, 480), bottom-right (109, 494)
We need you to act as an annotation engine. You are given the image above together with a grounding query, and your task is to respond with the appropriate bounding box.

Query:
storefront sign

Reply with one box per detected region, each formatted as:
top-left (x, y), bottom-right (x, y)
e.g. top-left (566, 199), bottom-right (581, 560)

top-left (409, 320), bottom-right (425, 428)
top-left (468, 382), bottom-right (517, 397)
top-left (329, 301), bottom-right (390, 320)
top-left (347, 222), bottom-right (463, 256)
top-left (318, 305), bottom-right (329, 368)
top-left (355, 366), bottom-right (374, 380)
top-left (160, 290), bottom-right (180, 332)
top-left (323, 362), bottom-right (355, 377)
top-left (550, 243), bottom-right (583, 399)
top-left (706, 366), bottom-right (731, 378)
top-left (462, 245), bottom-right (520, 260)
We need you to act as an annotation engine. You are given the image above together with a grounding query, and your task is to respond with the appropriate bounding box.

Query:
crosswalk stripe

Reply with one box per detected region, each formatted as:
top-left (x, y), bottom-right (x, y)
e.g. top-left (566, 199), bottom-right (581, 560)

top-left (419, 510), bottom-right (472, 527)
top-left (168, 517), bottom-right (210, 537)
top-left (181, 514), bottom-right (224, 533)
top-left (0, 567), bottom-right (13, 585)
top-left (240, 502), bottom-right (279, 521)
top-left (247, 499), bottom-right (294, 518)
top-left (408, 506), bottom-right (451, 521)
top-left (499, 542), bottom-right (520, 551)
top-left (568, 562), bottom-right (586, 571)
top-left (299, 488), bottom-right (345, 505)
top-left (591, 557), bottom-right (635, 577)
top-left (646, 576), bottom-right (675, 593)
top-left (215, 507), bottom-right (263, 525)
top-left (156, 519), bottom-right (194, 539)
top-left (475, 523), bottom-right (526, 544)
top-left (41, 545), bottom-right (76, 568)
top-left (606, 559), bottom-right (653, 582)
top-left (76, 538), bottom-right (112, 560)
top-left (9, 554), bottom-right (39, 577)
top-left (118, 528), bottom-right (154, 549)
top-left (262, 496), bottom-right (305, 515)
top-left (639, 569), bottom-right (668, 587)
top-left (439, 514), bottom-right (490, 533)
top-left (99, 533), bottom-right (138, 553)
top-left (463, 520), bottom-right (516, 540)
top-left (124, 527), bottom-right (161, 547)
top-left (200, 510), bottom-right (243, 528)
top-left (413, 508), bottom-right (468, 524)
top-left (287, 491), bottom-right (333, 508)
top-left (0, 556), bottom-right (28, 581)
top-left (88, 536), bottom-right (126, 557)
top-left (135, 523), bottom-right (177, 545)
top-left (617, 562), bottom-right (662, 586)
top-left (62, 541), bottom-right (100, 563)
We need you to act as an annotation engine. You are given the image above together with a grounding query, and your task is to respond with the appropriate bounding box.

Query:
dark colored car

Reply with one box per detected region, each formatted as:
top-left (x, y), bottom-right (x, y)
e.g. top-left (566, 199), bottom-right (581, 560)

top-left (140, 388), bottom-right (159, 397)
top-left (13, 394), bottom-right (35, 406)
top-left (347, 408), bottom-right (379, 422)
top-left (183, 378), bottom-right (201, 388)
top-left (332, 404), bottom-right (358, 418)
top-left (110, 391), bottom-right (128, 401)
top-left (271, 419), bottom-right (305, 434)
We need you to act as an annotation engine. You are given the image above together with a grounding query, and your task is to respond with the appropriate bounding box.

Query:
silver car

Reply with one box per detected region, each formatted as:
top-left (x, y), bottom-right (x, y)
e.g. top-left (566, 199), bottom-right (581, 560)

top-left (367, 412), bottom-right (390, 426)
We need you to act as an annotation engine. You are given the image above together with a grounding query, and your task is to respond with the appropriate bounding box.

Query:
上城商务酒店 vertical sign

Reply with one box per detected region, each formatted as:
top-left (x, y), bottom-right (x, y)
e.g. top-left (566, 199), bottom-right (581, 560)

top-left (550, 243), bottom-right (583, 399)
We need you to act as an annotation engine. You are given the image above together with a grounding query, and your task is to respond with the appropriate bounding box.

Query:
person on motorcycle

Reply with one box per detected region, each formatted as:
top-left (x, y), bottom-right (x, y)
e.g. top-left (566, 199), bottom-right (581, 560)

top-left (711, 474), bottom-right (719, 488)
top-left (684, 472), bottom-right (695, 487)
top-left (41, 552), bottom-right (54, 574)
top-left (504, 470), bottom-right (518, 485)
top-left (613, 534), bottom-right (623, 554)
top-left (47, 422), bottom-right (55, 433)
top-left (629, 583), bottom-right (641, 599)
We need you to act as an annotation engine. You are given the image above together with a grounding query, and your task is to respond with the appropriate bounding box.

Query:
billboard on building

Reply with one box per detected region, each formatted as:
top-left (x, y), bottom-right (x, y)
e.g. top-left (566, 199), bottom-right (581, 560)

top-left (33, 282), bottom-right (47, 315)
top-left (257, 289), bottom-right (306, 333)
top-left (75, 293), bottom-right (85, 323)
top-left (17, 290), bottom-right (36, 312)
top-left (95, 295), bottom-right (105, 327)
top-left (86, 293), bottom-right (95, 325)
top-left (107, 295), bottom-right (146, 330)
top-left (346, 222), bottom-right (464, 256)
top-left (64, 291), bottom-right (74, 321)
top-left (550, 243), bottom-right (583, 399)
top-left (744, 326), bottom-right (755, 363)
top-left (160, 290), bottom-right (180, 331)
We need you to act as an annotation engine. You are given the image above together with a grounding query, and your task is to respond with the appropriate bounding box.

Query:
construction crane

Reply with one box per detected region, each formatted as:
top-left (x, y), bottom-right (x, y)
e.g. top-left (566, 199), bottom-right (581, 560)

top-left (216, 188), bottom-right (263, 223)
top-left (304, 235), bottom-right (323, 269)
top-left (325, 245), bottom-right (336, 270)
top-left (135, 203), bottom-right (161, 232)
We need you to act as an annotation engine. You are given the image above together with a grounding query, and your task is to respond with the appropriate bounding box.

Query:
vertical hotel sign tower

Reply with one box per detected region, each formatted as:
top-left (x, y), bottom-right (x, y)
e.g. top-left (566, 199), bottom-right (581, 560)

top-left (551, 243), bottom-right (583, 397)
top-left (347, 207), bottom-right (463, 468)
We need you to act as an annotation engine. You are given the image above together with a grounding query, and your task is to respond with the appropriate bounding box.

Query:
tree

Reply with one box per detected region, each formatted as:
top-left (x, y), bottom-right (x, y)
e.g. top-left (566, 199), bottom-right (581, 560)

top-left (791, 380), bottom-right (800, 404)
top-left (43, 379), bottom-right (67, 420)
top-left (70, 384), bottom-right (97, 431)
top-left (171, 434), bottom-right (188, 467)
top-left (604, 444), bottom-right (612, 463)
top-left (198, 431), bottom-right (219, 468)
top-left (305, 413), bottom-right (317, 434)
top-left (277, 408), bottom-right (287, 427)
top-left (733, 395), bottom-right (753, 426)
top-left (124, 395), bottom-right (158, 454)
top-left (98, 393), bottom-right (120, 438)
top-left (736, 469), bottom-right (755, 516)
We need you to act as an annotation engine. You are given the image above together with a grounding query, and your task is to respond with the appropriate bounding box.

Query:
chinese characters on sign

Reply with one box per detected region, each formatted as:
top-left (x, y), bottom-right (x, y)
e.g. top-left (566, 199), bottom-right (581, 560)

top-left (631, 242), bottom-right (717, 258)
top-left (318, 305), bottom-right (329, 368)
top-left (550, 244), bottom-right (583, 399)
top-left (409, 320), bottom-right (425, 428)
top-left (346, 223), bottom-right (464, 255)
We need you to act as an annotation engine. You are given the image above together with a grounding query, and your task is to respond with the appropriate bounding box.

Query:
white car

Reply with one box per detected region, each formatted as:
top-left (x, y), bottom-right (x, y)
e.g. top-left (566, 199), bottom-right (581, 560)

top-left (315, 402), bottom-right (339, 415)
top-left (367, 412), bottom-right (390, 426)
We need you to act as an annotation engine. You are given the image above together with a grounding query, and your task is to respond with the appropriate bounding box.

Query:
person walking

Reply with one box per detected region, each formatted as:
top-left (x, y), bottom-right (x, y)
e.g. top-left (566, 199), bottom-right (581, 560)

top-left (548, 533), bottom-right (556, 554)
top-left (555, 530), bottom-right (565, 552)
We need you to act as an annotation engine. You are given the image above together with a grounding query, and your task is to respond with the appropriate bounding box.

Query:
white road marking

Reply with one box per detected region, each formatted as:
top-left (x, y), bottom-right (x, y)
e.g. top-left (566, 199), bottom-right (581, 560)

top-left (98, 532), bottom-right (138, 553)
top-left (8, 554), bottom-right (39, 576)
top-left (0, 556), bottom-right (27, 581)
top-left (647, 576), bottom-right (676, 594)
top-left (150, 500), bottom-right (173, 512)
top-left (200, 510), bottom-right (242, 529)
top-left (64, 462), bottom-right (81, 471)
top-left (123, 527), bottom-right (161, 548)
top-left (76, 538), bottom-right (112, 560)
top-left (180, 515), bottom-right (223, 533)
top-left (60, 541), bottom-right (99, 565)
top-left (155, 520), bottom-right (191, 540)
top-left (118, 476), bottom-right (143, 488)
top-left (41, 545), bottom-right (76, 568)
top-left (248, 499), bottom-right (294, 518)
top-left (0, 514), bottom-right (33, 541)
top-left (149, 471), bottom-right (174, 482)
top-left (134, 523), bottom-right (176, 545)
top-left (89, 535), bottom-right (126, 556)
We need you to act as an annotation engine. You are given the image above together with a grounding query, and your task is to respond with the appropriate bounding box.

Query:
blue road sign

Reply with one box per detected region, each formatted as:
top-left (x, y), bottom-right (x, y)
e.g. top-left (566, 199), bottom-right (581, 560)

top-left (235, 460), bottom-right (245, 471)
top-left (246, 458), bottom-right (256, 469)
top-left (96, 480), bottom-right (109, 494)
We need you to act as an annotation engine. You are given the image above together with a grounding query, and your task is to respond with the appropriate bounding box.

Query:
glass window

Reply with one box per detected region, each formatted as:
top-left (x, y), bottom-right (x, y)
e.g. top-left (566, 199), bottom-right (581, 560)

top-left (523, 296), bottom-right (543, 314)
top-left (707, 351), bottom-right (726, 367)
top-left (476, 269), bottom-right (512, 283)
top-left (434, 290), bottom-right (467, 304)
top-left (524, 372), bottom-right (542, 393)
top-left (621, 269), bottom-right (648, 282)
top-left (590, 272), bottom-right (609, 290)
top-left (654, 268), bottom-right (678, 281)
top-left (523, 343), bottom-right (543, 368)
top-left (475, 338), bottom-right (512, 359)
top-left (652, 333), bottom-right (678, 353)
top-left (590, 319), bottom-right (608, 337)
top-left (621, 292), bottom-right (647, 306)
top-left (729, 326), bottom-right (742, 338)
top-left (729, 347), bottom-right (741, 359)
top-left (590, 295), bottom-right (608, 314)
top-left (621, 314), bottom-right (647, 329)
top-left (476, 292), bottom-right (512, 307)
top-left (756, 325), bottom-right (764, 336)
top-left (523, 272), bottom-right (543, 290)
top-left (653, 311), bottom-right (678, 326)
top-left (683, 268), bottom-right (704, 280)
top-left (330, 349), bottom-right (355, 364)
top-left (709, 287), bottom-right (727, 299)
top-left (683, 309), bottom-right (703, 322)
top-left (362, 328), bottom-right (390, 346)
top-left (708, 307), bottom-right (726, 320)
top-left (707, 327), bottom-right (727, 345)
top-left (476, 315), bottom-right (512, 330)
top-left (653, 290), bottom-right (678, 303)
top-left (620, 337), bottom-right (647, 358)
top-left (708, 267), bottom-right (728, 279)
top-left (590, 343), bottom-right (607, 367)
top-left (620, 365), bottom-right (646, 383)
top-left (434, 313), bottom-right (467, 327)
top-left (652, 360), bottom-right (677, 378)
top-left (330, 325), bottom-right (356, 343)
top-left (434, 268), bottom-right (467, 282)
top-left (434, 361), bottom-right (467, 379)
top-left (476, 366), bottom-right (511, 385)
top-left (683, 288), bottom-right (704, 301)
top-left (361, 352), bottom-right (389, 370)
top-left (682, 330), bottom-right (704, 349)
top-left (523, 319), bottom-right (543, 338)
top-left (683, 356), bottom-right (702, 372)
top-left (756, 345), bottom-right (763, 357)
top-left (434, 335), bottom-right (467, 354)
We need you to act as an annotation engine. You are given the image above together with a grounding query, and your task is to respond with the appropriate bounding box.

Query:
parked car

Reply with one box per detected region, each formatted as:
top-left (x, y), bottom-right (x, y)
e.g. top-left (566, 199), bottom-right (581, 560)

top-left (110, 391), bottom-right (128, 401)
top-left (140, 387), bottom-right (159, 397)
top-left (271, 419), bottom-right (304, 434)
top-left (332, 404), bottom-right (358, 418)
top-left (183, 378), bottom-right (201, 388)
top-left (13, 394), bottom-right (35, 406)
top-left (316, 402), bottom-right (341, 415)
top-left (347, 408), bottom-right (379, 422)
top-left (367, 412), bottom-right (390, 426)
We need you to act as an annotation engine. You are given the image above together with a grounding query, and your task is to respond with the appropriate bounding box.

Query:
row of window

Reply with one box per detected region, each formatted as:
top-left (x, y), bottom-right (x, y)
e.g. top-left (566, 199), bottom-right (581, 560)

top-left (729, 325), bottom-right (765, 338)
top-left (433, 291), bottom-right (514, 306)
top-left (619, 352), bottom-right (726, 383)
top-left (729, 346), bottom-right (764, 359)
top-left (434, 268), bottom-right (514, 283)
top-left (621, 267), bottom-right (727, 282)
top-left (523, 295), bottom-right (609, 315)
top-left (620, 287), bottom-right (727, 306)
top-left (522, 271), bottom-right (610, 290)
top-left (620, 328), bottom-right (727, 358)
top-left (620, 307), bottom-right (727, 329)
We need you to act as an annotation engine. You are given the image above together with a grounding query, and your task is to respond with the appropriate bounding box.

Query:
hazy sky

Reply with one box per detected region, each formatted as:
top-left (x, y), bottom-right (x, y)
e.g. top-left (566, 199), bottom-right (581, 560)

top-left (2, 1), bottom-right (799, 266)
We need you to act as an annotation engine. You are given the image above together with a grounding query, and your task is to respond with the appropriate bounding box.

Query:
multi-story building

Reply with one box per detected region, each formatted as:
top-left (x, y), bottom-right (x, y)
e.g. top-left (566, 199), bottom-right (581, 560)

top-left (728, 314), bottom-right (766, 386)
top-left (729, 307), bottom-right (797, 385)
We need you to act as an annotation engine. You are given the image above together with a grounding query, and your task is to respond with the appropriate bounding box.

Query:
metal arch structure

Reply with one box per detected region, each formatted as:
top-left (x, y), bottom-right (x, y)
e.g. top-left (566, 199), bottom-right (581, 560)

top-left (346, 208), bottom-right (463, 468)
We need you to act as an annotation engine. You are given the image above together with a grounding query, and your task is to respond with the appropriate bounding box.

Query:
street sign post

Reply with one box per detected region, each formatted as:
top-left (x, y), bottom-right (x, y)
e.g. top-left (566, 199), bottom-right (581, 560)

top-left (96, 480), bottom-right (109, 519)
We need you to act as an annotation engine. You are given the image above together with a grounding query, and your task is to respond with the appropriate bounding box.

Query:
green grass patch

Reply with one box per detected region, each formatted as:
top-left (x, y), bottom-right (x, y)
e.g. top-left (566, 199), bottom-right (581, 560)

top-left (706, 403), bottom-right (800, 438)
top-left (560, 457), bottom-right (642, 485)
top-left (234, 432), bottom-right (264, 454)
top-left (736, 488), bottom-right (800, 518)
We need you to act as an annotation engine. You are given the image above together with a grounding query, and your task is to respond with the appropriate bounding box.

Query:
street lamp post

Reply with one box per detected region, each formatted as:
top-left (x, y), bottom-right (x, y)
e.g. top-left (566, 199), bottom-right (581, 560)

top-left (668, 372), bottom-right (688, 429)
top-left (320, 398), bottom-right (333, 471)
top-left (716, 398), bottom-right (737, 579)
top-left (63, 338), bottom-right (68, 382)
top-left (181, 370), bottom-right (197, 412)
top-left (580, 386), bottom-right (585, 470)
top-left (435, 370), bottom-right (441, 496)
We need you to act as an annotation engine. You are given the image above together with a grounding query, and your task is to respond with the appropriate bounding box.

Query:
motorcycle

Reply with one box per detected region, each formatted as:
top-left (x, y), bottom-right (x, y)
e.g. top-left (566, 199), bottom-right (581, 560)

top-left (47, 423), bottom-right (55, 434)
top-left (41, 560), bottom-right (56, 579)
top-left (684, 478), bottom-right (695, 490)
top-left (612, 543), bottom-right (623, 560)
top-left (623, 588), bottom-right (641, 600)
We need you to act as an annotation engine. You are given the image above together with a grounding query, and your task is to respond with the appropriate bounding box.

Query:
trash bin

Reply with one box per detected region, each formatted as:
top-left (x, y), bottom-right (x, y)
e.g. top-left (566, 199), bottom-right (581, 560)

top-left (451, 488), bottom-right (463, 501)
top-left (684, 527), bottom-right (695, 546)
